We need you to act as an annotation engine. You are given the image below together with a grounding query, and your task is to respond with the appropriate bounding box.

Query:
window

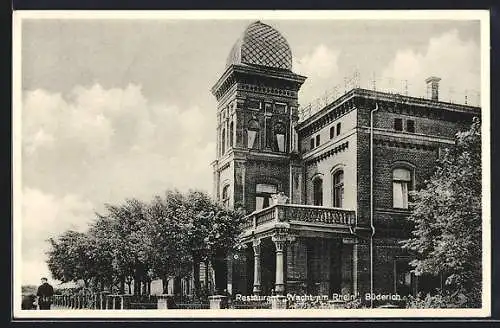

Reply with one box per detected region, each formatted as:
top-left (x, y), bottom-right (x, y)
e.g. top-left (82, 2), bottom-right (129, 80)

top-left (221, 128), bottom-right (226, 155)
top-left (255, 183), bottom-right (277, 210)
top-left (394, 118), bottom-right (403, 131)
top-left (229, 121), bottom-right (234, 147)
top-left (247, 99), bottom-right (261, 110)
top-left (394, 259), bottom-right (415, 296)
top-left (310, 138), bottom-right (315, 150)
top-left (313, 178), bottom-right (323, 206)
top-left (264, 102), bottom-right (272, 112)
top-left (406, 120), bottom-right (415, 133)
top-left (333, 170), bottom-right (344, 207)
top-left (336, 123), bottom-right (341, 136)
top-left (330, 126), bottom-right (335, 139)
top-left (315, 135), bottom-right (321, 147)
top-left (274, 123), bottom-right (286, 152)
top-left (274, 103), bottom-right (287, 115)
top-left (247, 120), bottom-right (260, 149)
top-left (222, 185), bottom-right (230, 208)
top-left (393, 168), bottom-right (412, 209)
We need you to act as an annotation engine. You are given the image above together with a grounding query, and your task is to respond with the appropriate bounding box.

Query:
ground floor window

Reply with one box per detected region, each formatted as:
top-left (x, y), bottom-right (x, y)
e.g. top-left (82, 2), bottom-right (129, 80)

top-left (394, 258), bottom-right (416, 296)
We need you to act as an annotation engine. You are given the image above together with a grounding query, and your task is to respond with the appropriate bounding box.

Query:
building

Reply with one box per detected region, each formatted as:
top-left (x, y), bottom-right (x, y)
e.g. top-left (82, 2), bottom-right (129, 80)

top-left (210, 21), bottom-right (480, 300)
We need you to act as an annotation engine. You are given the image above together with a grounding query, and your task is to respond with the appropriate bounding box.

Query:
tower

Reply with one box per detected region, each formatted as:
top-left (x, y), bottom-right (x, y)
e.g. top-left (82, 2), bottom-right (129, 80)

top-left (211, 21), bottom-right (307, 214)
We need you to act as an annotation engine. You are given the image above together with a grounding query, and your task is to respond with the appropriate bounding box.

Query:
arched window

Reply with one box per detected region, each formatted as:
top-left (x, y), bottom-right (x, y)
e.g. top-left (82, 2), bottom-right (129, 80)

top-left (332, 170), bottom-right (344, 208)
top-left (274, 123), bottom-right (286, 152)
top-left (393, 168), bottom-right (412, 209)
top-left (221, 128), bottom-right (226, 155)
top-left (247, 120), bottom-right (260, 149)
top-left (229, 121), bottom-right (234, 148)
top-left (222, 185), bottom-right (230, 208)
top-left (313, 178), bottom-right (323, 206)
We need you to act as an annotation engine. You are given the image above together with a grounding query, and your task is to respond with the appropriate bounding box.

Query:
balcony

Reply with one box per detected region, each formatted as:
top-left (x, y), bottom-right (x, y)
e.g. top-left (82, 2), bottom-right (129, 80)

top-left (240, 204), bottom-right (356, 239)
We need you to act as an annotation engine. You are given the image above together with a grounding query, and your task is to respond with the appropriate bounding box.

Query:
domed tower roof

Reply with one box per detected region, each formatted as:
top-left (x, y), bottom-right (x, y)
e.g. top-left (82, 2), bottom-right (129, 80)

top-left (226, 21), bottom-right (293, 71)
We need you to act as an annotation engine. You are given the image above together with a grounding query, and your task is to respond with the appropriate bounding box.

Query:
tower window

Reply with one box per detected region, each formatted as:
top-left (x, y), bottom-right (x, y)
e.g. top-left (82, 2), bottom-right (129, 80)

top-left (313, 178), bottom-right (323, 206)
top-left (330, 126), bottom-right (335, 139)
top-left (221, 128), bottom-right (226, 155)
top-left (264, 102), bottom-right (272, 112)
top-left (406, 120), bottom-right (415, 133)
top-left (247, 99), bottom-right (261, 110)
top-left (336, 123), bottom-right (341, 136)
top-left (255, 183), bottom-right (277, 210)
top-left (333, 170), bottom-right (344, 208)
top-left (393, 168), bottom-right (412, 209)
top-left (310, 138), bottom-right (315, 150)
top-left (315, 135), bottom-right (321, 147)
top-left (274, 103), bottom-right (287, 115)
top-left (274, 123), bottom-right (286, 152)
top-left (394, 118), bottom-right (403, 131)
top-left (247, 120), bottom-right (260, 149)
top-left (229, 121), bottom-right (234, 147)
top-left (222, 185), bottom-right (230, 208)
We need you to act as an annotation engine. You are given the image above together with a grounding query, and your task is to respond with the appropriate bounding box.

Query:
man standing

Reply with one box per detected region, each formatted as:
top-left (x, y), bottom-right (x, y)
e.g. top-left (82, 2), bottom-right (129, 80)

top-left (37, 277), bottom-right (54, 310)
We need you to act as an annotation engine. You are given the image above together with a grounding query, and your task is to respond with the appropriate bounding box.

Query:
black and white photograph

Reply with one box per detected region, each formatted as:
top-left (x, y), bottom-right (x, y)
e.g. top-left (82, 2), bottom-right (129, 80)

top-left (12, 10), bottom-right (491, 318)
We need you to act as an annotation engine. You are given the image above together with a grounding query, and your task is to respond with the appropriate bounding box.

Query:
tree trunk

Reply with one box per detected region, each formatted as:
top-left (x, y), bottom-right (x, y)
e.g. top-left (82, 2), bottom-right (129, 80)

top-left (204, 260), bottom-right (210, 295)
top-left (193, 259), bottom-right (201, 300)
top-left (213, 253), bottom-right (228, 295)
top-left (174, 276), bottom-right (181, 298)
top-left (162, 275), bottom-right (169, 294)
top-left (133, 278), bottom-right (139, 295)
top-left (120, 277), bottom-right (125, 294)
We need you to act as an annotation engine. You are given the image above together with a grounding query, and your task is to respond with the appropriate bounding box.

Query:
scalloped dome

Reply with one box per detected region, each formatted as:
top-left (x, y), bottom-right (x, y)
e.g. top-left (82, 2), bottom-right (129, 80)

top-left (226, 21), bottom-right (293, 70)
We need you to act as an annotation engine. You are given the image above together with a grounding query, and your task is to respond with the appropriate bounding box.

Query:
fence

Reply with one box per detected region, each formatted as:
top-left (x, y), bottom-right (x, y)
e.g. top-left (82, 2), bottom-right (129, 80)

top-left (51, 294), bottom-right (214, 310)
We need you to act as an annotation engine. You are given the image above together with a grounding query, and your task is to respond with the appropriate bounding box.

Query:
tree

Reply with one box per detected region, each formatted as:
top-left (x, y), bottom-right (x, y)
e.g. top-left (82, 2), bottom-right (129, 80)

top-left (402, 117), bottom-right (482, 307)
top-left (179, 190), bottom-right (245, 297)
top-left (46, 230), bottom-right (94, 288)
top-left (45, 190), bottom-right (245, 299)
top-left (86, 214), bottom-right (117, 292)
top-left (104, 198), bottom-right (150, 295)
top-left (143, 191), bottom-right (191, 294)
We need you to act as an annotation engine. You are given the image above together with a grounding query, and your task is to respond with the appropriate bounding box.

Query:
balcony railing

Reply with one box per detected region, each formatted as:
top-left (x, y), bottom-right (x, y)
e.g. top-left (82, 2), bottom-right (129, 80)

top-left (241, 204), bottom-right (356, 231)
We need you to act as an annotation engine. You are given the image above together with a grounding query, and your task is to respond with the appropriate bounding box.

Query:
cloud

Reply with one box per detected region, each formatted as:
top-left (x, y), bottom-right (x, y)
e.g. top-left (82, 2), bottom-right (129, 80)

top-left (293, 44), bottom-right (341, 106)
top-left (21, 188), bottom-right (94, 285)
top-left (22, 83), bottom-right (215, 200)
top-left (20, 84), bottom-right (217, 285)
top-left (380, 29), bottom-right (481, 104)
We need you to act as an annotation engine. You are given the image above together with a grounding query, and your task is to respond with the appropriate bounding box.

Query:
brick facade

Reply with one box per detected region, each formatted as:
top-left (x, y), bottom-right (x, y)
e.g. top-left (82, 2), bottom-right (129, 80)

top-left (210, 22), bottom-right (480, 300)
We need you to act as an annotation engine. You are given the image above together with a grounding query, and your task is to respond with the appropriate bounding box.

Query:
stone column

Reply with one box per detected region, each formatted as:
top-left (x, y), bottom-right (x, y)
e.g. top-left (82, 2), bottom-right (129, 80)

top-left (252, 239), bottom-right (262, 295)
top-left (272, 225), bottom-right (295, 296)
top-left (273, 236), bottom-right (286, 295)
top-left (341, 238), bottom-right (356, 295)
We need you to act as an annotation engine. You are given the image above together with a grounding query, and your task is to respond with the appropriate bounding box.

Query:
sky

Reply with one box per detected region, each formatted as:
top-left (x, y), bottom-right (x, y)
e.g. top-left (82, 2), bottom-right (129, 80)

top-left (17, 14), bottom-right (482, 286)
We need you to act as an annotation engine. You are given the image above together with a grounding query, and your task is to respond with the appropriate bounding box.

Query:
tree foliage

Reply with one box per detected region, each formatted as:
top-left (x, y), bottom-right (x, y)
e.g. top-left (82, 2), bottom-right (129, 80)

top-left (45, 190), bottom-right (244, 298)
top-left (46, 230), bottom-right (95, 287)
top-left (402, 118), bottom-right (482, 307)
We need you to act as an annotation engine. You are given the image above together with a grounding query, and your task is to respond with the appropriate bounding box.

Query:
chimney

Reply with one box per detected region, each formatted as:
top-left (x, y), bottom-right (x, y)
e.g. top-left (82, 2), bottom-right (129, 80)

top-left (425, 76), bottom-right (441, 101)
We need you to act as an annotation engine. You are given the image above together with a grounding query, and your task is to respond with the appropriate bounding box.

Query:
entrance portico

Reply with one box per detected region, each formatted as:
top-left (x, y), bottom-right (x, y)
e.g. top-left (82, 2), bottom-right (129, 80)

top-left (234, 199), bottom-right (363, 297)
